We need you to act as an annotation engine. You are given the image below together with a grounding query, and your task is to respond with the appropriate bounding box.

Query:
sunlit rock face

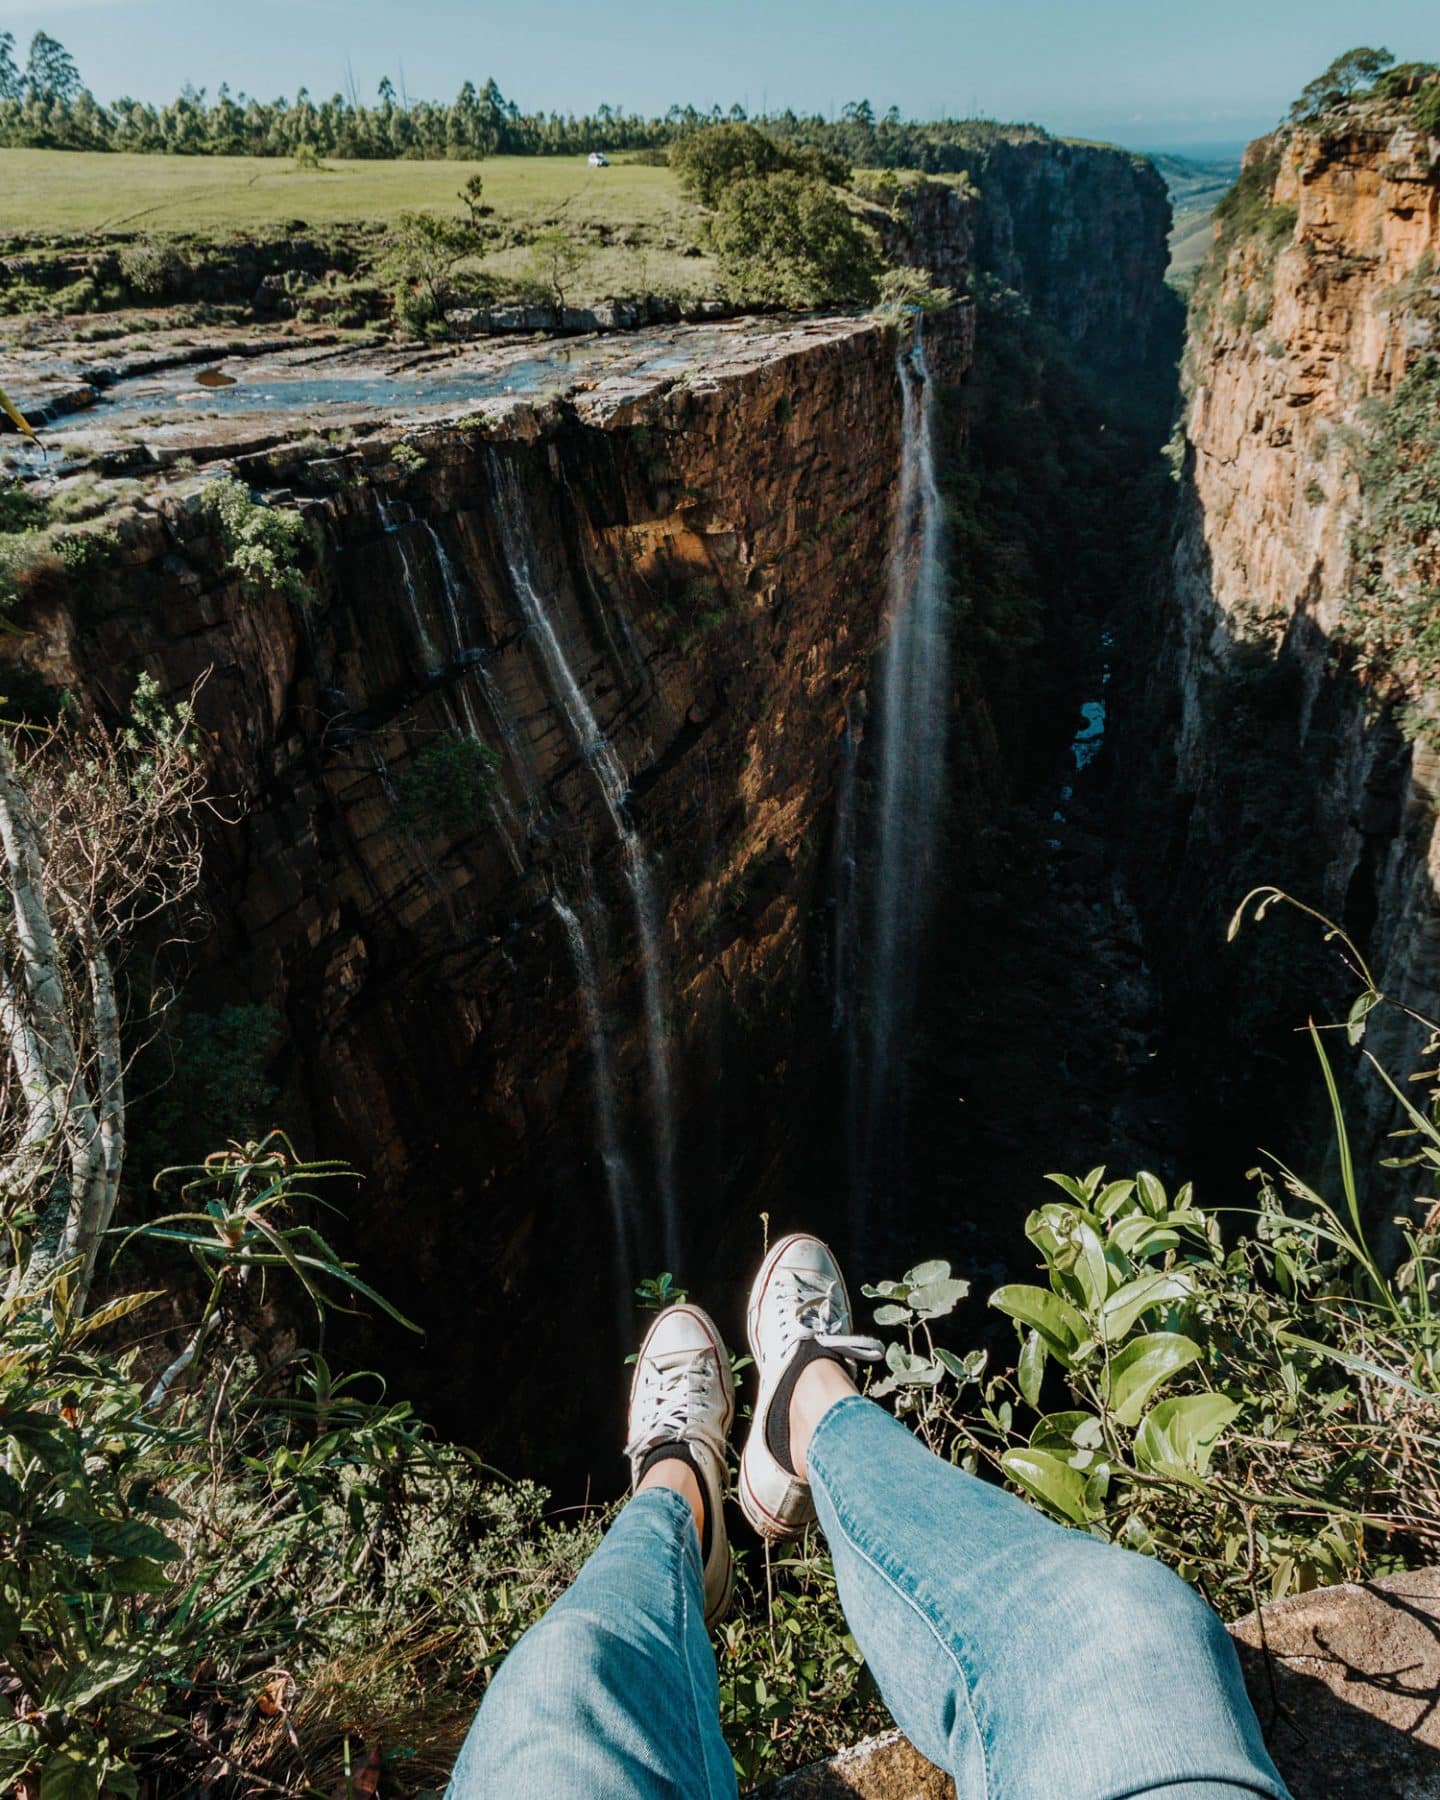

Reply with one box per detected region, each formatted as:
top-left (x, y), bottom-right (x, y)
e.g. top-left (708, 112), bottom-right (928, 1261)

top-left (1130, 105), bottom-right (1440, 1190)
top-left (7, 314), bottom-right (921, 1463)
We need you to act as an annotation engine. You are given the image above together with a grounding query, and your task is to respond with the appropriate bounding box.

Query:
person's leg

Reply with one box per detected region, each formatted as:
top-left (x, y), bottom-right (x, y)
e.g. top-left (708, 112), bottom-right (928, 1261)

top-left (448, 1305), bottom-right (740, 1800)
top-left (448, 1482), bottom-right (737, 1798)
top-left (804, 1389), bottom-right (1290, 1800)
top-left (740, 1233), bottom-right (1291, 1800)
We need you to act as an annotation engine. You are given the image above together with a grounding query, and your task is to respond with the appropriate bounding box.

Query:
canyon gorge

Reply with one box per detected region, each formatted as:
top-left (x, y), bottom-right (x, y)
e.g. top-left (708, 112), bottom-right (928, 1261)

top-left (3, 97), bottom-right (1438, 1495)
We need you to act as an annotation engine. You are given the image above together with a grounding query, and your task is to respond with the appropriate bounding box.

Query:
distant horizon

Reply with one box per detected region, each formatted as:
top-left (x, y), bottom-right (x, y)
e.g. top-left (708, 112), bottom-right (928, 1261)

top-left (0, 0), bottom-right (1432, 160)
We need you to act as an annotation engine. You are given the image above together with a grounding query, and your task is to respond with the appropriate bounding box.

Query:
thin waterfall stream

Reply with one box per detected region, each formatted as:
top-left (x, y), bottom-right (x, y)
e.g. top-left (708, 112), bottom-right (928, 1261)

top-left (378, 493), bottom-right (442, 675)
top-left (847, 319), bottom-right (951, 1238)
top-left (551, 891), bottom-right (639, 1312)
top-left (382, 488), bottom-right (645, 1265)
top-left (487, 453), bottom-right (681, 1273)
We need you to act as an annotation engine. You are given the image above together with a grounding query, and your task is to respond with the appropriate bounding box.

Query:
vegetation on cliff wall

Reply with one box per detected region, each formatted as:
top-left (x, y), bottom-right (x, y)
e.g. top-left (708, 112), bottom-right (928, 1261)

top-left (0, 1138), bottom-right (603, 1798)
top-left (1131, 41), bottom-right (1440, 1192)
top-left (1288, 45), bottom-right (1440, 130)
top-left (203, 477), bottom-right (313, 605)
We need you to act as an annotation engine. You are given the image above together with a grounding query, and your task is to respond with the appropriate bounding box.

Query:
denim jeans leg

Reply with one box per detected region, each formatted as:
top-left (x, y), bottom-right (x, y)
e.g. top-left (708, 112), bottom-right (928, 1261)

top-left (806, 1396), bottom-right (1292, 1800)
top-left (447, 1486), bottom-right (739, 1800)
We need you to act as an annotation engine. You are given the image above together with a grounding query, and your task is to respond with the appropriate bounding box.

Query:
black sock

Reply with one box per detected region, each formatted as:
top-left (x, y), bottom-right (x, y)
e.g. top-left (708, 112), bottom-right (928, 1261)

top-left (765, 1339), bottom-right (850, 1477)
top-left (638, 1441), bottom-right (713, 1562)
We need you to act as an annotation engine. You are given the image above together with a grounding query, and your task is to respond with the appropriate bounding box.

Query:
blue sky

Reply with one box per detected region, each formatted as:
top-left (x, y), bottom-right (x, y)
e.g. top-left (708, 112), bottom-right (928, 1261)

top-left (0, 0), bottom-right (1435, 149)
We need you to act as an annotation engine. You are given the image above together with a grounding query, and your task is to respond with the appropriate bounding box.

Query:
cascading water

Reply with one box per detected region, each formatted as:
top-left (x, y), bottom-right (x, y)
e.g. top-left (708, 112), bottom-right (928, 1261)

top-left (387, 492), bottom-right (646, 1274)
top-left (551, 891), bottom-right (639, 1312)
top-left (829, 701), bottom-right (858, 1035)
top-left (487, 452), bottom-right (681, 1272)
top-left (378, 494), bottom-right (442, 675)
top-left (847, 318), bottom-right (950, 1236)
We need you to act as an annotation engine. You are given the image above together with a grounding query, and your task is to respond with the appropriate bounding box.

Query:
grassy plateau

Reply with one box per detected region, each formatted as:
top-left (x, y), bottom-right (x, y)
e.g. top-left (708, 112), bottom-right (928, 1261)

top-left (0, 148), bottom-right (717, 305)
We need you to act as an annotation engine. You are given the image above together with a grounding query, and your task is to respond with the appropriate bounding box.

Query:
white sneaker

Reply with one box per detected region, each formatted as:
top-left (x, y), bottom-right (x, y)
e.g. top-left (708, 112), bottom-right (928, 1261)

top-left (624, 1303), bottom-right (736, 1626)
top-left (738, 1233), bottom-right (883, 1541)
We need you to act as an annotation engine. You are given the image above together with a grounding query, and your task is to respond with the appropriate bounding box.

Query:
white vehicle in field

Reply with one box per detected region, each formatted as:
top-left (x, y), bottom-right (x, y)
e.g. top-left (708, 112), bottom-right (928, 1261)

top-left (587, 151), bottom-right (609, 167)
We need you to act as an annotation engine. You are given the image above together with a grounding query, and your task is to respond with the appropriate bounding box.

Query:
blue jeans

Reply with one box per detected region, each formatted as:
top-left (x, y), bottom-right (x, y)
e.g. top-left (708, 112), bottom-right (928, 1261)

top-left (450, 1397), bottom-right (1292, 1799)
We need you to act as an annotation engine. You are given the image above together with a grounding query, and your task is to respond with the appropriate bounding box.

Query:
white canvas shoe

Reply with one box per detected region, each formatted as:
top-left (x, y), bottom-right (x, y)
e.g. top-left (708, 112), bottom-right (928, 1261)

top-left (739, 1233), bottom-right (883, 1541)
top-left (624, 1302), bottom-right (736, 1626)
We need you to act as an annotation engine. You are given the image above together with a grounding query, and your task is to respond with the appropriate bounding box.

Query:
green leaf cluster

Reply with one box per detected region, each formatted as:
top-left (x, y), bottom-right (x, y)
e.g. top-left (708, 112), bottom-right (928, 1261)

top-left (706, 171), bottom-right (882, 309)
top-left (1337, 354), bottom-right (1440, 742)
top-left (393, 734), bottom-right (502, 838)
top-left (866, 1133), bottom-right (1440, 1613)
top-left (0, 1133), bottom-right (602, 1794)
top-left (1288, 47), bottom-right (1395, 122)
top-left (670, 123), bottom-right (849, 208)
top-left (202, 476), bottom-right (313, 607)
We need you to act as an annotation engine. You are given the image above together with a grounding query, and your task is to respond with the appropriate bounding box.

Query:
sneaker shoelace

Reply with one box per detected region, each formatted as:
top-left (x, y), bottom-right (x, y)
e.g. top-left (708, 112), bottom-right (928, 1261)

top-left (778, 1269), bottom-right (883, 1363)
top-left (626, 1349), bottom-right (720, 1462)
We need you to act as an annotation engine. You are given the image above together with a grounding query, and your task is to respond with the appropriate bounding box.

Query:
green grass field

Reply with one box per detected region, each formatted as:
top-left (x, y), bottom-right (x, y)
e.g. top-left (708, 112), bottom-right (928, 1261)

top-left (0, 148), bottom-right (695, 236)
top-left (0, 148), bottom-right (718, 307)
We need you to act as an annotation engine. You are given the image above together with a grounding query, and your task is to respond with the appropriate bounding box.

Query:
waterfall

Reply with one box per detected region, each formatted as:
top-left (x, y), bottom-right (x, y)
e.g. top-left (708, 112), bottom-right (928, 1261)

top-left (849, 318), bottom-right (950, 1229)
top-left (829, 701), bottom-right (858, 1035)
top-left (488, 452), bottom-right (681, 1271)
top-left (417, 505), bottom-right (644, 1263)
top-left (378, 494), bottom-right (442, 674)
top-left (551, 891), bottom-right (639, 1315)
top-left (413, 511), bottom-right (532, 872)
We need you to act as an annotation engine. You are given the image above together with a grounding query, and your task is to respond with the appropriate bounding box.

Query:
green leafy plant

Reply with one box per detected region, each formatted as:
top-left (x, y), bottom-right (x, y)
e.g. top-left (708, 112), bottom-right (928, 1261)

top-left (524, 227), bottom-right (591, 317)
top-left (706, 173), bottom-right (883, 308)
top-left (1336, 353), bottom-right (1440, 741)
top-left (202, 477), bottom-right (312, 605)
top-left (130, 1001), bottom-right (281, 1181)
top-left (55, 525), bottom-right (120, 573)
top-left (385, 211), bottom-right (490, 336)
top-left (0, 1134), bottom-right (605, 1795)
top-left (116, 240), bottom-right (190, 303)
top-left (634, 1272), bottom-right (688, 1312)
top-left (866, 1151), bottom-right (1439, 1614)
top-left (1289, 46), bottom-right (1395, 121)
top-left (393, 735), bottom-right (501, 837)
top-left (669, 123), bottom-right (848, 208)
top-left (716, 1537), bottom-right (884, 1787)
top-left (874, 266), bottom-right (954, 318)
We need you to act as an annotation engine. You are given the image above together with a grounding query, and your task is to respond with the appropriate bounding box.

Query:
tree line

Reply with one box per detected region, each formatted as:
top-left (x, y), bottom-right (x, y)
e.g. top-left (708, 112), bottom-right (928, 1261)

top-left (0, 29), bottom-right (1043, 166)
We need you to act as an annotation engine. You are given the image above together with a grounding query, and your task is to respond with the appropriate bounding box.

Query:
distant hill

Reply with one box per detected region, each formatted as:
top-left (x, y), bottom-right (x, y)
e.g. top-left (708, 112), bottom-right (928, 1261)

top-left (1149, 150), bottom-right (1243, 284)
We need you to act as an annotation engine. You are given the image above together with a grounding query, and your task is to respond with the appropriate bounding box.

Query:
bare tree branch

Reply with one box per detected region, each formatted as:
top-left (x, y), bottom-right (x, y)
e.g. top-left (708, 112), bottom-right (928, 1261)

top-left (0, 679), bottom-right (207, 1307)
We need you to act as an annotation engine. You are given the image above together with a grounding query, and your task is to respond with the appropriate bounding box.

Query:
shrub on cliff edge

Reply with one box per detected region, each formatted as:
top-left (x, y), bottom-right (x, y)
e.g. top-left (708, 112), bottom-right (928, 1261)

top-left (707, 171), bottom-right (882, 309)
top-left (670, 122), bottom-right (849, 207)
top-left (394, 734), bottom-right (502, 837)
top-left (1338, 352), bottom-right (1440, 740)
top-left (0, 1136), bottom-right (602, 1796)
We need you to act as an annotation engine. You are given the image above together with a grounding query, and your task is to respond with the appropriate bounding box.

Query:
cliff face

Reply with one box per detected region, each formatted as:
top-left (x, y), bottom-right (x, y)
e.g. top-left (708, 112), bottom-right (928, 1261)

top-left (1136, 99), bottom-right (1440, 1179)
top-left (10, 315), bottom-right (916, 1460)
top-left (967, 139), bottom-right (1174, 372)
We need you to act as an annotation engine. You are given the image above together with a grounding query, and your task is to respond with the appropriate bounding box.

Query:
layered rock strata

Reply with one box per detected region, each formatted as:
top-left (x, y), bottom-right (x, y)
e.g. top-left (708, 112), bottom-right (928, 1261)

top-left (7, 315), bottom-right (926, 1461)
top-left (1133, 99), bottom-right (1440, 1181)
